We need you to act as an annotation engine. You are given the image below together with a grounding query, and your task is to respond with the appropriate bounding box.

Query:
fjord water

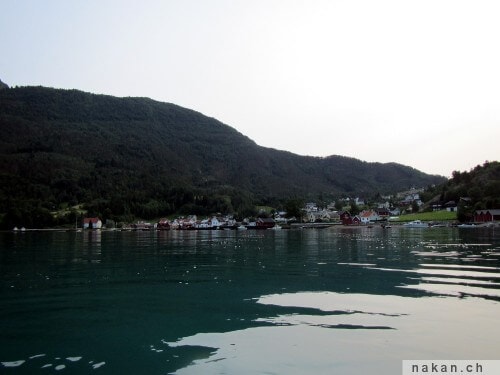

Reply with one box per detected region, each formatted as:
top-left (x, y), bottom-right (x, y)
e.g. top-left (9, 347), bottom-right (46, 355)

top-left (1, 227), bottom-right (499, 374)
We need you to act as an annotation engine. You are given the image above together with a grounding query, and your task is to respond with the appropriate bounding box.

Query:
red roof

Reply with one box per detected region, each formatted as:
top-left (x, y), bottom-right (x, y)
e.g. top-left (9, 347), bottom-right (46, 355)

top-left (83, 217), bottom-right (101, 224)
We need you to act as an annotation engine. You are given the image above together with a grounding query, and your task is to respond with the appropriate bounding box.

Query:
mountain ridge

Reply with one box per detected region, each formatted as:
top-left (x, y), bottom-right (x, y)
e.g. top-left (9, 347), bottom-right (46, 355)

top-left (0, 84), bottom-right (445, 227)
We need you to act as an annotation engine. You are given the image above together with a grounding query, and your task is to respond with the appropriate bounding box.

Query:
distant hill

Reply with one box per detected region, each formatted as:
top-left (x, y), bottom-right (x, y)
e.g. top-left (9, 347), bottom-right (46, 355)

top-left (0, 79), bottom-right (8, 90)
top-left (0, 85), bottom-right (445, 227)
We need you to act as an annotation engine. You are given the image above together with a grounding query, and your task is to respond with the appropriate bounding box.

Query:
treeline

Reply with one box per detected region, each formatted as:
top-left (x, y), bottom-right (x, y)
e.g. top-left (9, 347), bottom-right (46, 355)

top-left (0, 174), bottom-right (262, 229)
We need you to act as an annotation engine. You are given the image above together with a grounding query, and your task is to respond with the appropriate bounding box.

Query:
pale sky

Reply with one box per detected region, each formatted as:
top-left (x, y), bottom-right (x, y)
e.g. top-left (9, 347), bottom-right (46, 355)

top-left (1, 0), bottom-right (499, 177)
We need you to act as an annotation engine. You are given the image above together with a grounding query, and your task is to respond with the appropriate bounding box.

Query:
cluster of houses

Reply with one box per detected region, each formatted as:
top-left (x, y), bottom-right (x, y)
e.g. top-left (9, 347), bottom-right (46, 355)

top-left (80, 188), bottom-right (499, 230)
top-left (82, 207), bottom-right (500, 231)
top-left (300, 203), bottom-right (396, 226)
top-left (299, 197), bottom-right (401, 224)
top-left (83, 215), bottom-right (277, 231)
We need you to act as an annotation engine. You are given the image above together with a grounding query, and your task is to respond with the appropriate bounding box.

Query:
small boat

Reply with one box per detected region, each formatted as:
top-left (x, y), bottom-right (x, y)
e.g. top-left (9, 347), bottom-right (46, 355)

top-left (457, 223), bottom-right (478, 228)
top-left (403, 220), bottom-right (429, 228)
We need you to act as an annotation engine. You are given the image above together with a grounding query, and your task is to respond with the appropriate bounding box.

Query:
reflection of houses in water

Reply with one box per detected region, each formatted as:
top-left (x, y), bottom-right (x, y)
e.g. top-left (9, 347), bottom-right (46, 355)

top-left (82, 229), bottom-right (102, 261)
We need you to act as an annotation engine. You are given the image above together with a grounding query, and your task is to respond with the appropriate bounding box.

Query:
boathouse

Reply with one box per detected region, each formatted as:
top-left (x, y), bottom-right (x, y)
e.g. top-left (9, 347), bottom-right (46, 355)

top-left (474, 209), bottom-right (500, 223)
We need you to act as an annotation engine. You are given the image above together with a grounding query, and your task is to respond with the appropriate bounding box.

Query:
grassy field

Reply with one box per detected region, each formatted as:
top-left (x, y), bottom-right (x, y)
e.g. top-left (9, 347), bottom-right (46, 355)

top-left (393, 210), bottom-right (457, 222)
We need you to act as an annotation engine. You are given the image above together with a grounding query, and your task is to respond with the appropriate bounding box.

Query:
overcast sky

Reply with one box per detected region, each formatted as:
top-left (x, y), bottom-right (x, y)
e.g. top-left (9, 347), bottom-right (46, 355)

top-left (1, 0), bottom-right (499, 177)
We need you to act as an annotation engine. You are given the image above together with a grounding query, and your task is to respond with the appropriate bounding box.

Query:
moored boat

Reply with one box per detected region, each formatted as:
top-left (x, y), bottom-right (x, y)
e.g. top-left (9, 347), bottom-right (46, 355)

top-left (403, 220), bottom-right (429, 228)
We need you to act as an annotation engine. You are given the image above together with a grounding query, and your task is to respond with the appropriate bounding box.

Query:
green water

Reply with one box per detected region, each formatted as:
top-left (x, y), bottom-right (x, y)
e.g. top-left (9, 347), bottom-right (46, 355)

top-left (1, 227), bottom-right (499, 374)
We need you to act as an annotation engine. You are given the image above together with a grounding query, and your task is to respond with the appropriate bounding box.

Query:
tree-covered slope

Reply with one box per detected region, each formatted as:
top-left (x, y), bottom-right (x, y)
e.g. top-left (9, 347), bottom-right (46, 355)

top-left (0, 85), bottom-right (445, 227)
top-left (423, 161), bottom-right (500, 221)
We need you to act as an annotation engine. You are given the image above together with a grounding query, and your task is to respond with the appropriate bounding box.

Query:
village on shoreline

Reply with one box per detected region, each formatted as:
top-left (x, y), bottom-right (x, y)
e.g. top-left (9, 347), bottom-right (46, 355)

top-left (11, 188), bottom-right (500, 232)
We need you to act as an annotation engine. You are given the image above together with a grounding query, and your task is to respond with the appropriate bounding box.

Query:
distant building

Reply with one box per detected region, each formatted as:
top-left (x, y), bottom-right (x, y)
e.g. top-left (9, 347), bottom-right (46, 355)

top-left (390, 207), bottom-right (401, 216)
top-left (474, 209), bottom-right (500, 223)
top-left (157, 219), bottom-right (170, 230)
top-left (306, 209), bottom-right (333, 223)
top-left (305, 202), bottom-right (318, 212)
top-left (375, 208), bottom-right (392, 218)
top-left (83, 217), bottom-right (102, 229)
top-left (359, 210), bottom-right (380, 224)
top-left (256, 217), bottom-right (276, 229)
top-left (354, 197), bottom-right (365, 206)
top-left (340, 211), bottom-right (353, 225)
top-left (444, 201), bottom-right (458, 212)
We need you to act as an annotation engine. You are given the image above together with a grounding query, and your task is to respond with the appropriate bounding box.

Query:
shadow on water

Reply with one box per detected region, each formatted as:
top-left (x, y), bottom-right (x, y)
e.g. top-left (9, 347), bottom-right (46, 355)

top-left (1, 227), bottom-right (499, 374)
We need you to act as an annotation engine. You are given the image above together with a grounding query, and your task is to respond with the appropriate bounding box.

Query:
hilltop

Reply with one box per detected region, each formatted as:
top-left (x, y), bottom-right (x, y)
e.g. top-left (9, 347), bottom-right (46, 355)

top-left (0, 79), bottom-right (9, 90)
top-left (0, 85), bottom-right (445, 227)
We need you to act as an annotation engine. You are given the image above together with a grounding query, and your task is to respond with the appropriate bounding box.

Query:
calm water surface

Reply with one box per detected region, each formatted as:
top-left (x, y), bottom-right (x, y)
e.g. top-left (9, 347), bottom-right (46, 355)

top-left (1, 227), bottom-right (499, 374)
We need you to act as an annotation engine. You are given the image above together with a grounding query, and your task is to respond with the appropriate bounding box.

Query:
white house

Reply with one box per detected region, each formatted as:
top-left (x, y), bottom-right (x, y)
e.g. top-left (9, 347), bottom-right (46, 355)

top-left (444, 201), bottom-right (458, 212)
top-left (305, 202), bottom-right (318, 212)
top-left (359, 210), bottom-right (380, 224)
top-left (354, 197), bottom-right (365, 206)
top-left (209, 216), bottom-right (224, 228)
top-left (306, 209), bottom-right (332, 222)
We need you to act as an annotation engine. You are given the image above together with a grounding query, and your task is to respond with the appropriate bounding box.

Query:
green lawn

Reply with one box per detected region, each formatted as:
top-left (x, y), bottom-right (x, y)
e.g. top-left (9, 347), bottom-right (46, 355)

top-left (393, 210), bottom-right (457, 222)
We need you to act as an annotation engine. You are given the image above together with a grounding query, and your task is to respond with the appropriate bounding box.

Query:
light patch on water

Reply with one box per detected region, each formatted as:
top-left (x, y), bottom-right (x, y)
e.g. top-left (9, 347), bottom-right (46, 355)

top-left (29, 354), bottom-right (46, 359)
top-left (398, 283), bottom-right (500, 298)
top-left (419, 276), bottom-right (500, 287)
top-left (150, 345), bottom-right (164, 353)
top-left (1, 360), bottom-right (25, 368)
top-left (423, 243), bottom-right (492, 249)
top-left (92, 361), bottom-right (106, 369)
top-left (2, 354), bottom-right (102, 371)
top-left (411, 250), bottom-right (461, 257)
top-left (167, 292), bottom-right (500, 375)
top-left (337, 262), bottom-right (376, 267)
top-left (368, 267), bottom-right (500, 279)
top-left (420, 263), bottom-right (500, 271)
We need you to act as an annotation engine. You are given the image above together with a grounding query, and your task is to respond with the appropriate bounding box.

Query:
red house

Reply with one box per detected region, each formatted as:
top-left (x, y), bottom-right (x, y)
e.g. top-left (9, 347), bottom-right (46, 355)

top-left (340, 211), bottom-right (352, 225)
top-left (474, 209), bottom-right (500, 223)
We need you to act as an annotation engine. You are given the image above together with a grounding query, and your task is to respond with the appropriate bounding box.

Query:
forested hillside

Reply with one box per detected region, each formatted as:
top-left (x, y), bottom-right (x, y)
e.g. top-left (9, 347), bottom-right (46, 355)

top-left (423, 161), bottom-right (500, 221)
top-left (0, 85), bottom-right (445, 228)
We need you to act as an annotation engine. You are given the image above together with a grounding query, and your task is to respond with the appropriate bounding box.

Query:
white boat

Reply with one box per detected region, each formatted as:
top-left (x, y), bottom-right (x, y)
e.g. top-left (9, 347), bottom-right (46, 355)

top-left (457, 223), bottom-right (478, 228)
top-left (403, 220), bottom-right (429, 228)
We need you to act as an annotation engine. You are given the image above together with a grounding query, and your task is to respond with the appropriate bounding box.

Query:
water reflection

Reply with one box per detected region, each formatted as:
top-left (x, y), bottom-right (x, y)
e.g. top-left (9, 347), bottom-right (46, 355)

top-left (1, 227), bottom-right (499, 375)
top-left (167, 291), bottom-right (499, 375)
top-left (161, 227), bottom-right (500, 375)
